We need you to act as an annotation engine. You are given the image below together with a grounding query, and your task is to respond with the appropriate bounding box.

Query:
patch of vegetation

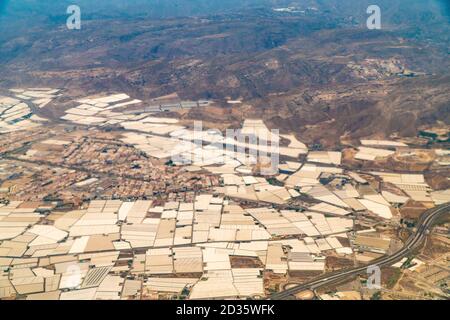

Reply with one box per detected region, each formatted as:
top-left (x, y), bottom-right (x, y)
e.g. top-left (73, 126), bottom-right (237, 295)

top-left (165, 160), bottom-right (175, 166)
top-left (267, 178), bottom-right (284, 187)
top-left (386, 268), bottom-right (402, 289)
top-left (370, 291), bottom-right (382, 300)
top-left (419, 131), bottom-right (438, 140)
top-left (402, 256), bottom-right (415, 269)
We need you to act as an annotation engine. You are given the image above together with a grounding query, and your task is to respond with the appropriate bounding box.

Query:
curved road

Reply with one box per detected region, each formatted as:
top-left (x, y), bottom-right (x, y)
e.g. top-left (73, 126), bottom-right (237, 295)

top-left (270, 203), bottom-right (450, 300)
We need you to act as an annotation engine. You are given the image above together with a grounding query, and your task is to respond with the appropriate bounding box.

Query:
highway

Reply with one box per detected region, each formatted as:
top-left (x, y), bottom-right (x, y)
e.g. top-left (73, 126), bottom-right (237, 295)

top-left (270, 203), bottom-right (450, 300)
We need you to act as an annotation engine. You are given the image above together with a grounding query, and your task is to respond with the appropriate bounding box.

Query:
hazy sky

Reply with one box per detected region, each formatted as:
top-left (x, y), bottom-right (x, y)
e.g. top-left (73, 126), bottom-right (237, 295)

top-left (0, 0), bottom-right (448, 21)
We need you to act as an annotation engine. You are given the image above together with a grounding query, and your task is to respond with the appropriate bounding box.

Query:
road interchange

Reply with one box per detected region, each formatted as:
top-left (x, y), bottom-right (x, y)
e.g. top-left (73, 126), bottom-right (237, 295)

top-left (270, 203), bottom-right (450, 300)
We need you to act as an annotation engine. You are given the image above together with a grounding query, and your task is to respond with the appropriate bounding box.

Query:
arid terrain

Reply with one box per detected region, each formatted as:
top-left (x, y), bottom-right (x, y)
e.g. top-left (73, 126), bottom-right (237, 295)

top-left (0, 0), bottom-right (449, 145)
top-left (0, 0), bottom-right (448, 302)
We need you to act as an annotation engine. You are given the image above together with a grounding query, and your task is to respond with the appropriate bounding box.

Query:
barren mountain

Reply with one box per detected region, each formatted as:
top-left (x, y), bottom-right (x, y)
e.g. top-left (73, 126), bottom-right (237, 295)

top-left (0, 0), bottom-right (448, 143)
